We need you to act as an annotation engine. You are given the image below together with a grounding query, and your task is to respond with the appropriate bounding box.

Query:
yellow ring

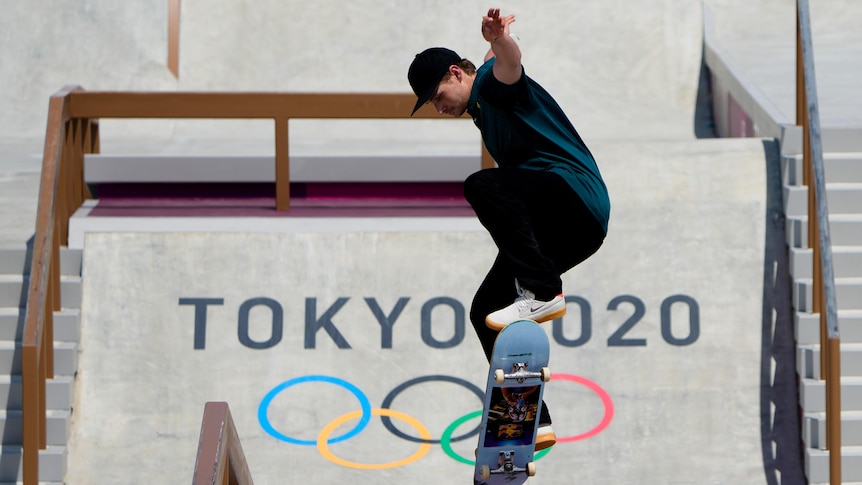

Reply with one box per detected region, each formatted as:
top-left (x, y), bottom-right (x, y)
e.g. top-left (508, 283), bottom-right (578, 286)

top-left (317, 408), bottom-right (432, 469)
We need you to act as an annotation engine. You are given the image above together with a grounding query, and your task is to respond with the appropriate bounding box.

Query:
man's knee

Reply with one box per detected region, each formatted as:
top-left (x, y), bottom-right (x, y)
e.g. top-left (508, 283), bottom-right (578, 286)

top-left (463, 168), bottom-right (498, 203)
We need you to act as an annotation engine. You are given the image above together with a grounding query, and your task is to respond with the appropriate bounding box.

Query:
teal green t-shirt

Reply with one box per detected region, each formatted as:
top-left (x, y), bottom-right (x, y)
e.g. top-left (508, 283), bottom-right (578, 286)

top-left (466, 59), bottom-right (610, 233)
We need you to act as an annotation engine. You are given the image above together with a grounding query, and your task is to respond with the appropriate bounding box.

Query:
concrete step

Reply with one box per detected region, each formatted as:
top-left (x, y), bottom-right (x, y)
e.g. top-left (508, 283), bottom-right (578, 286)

top-left (795, 277), bottom-right (862, 312)
top-left (790, 246), bottom-right (862, 279)
top-left (0, 445), bottom-right (66, 483)
top-left (799, 344), bottom-right (862, 379)
top-left (800, 376), bottom-right (862, 413)
top-left (0, 247), bottom-right (82, 277)
top-left (0, 375), bottom-right (74, 411)
top-left (804, 411), bottom-right (862, 449)
top-left (0, 342), bottom-right (78, 377)
top-left (787, 214), bottom-right (862, 248)
top-left (0, 410), bottom-right (69, 447)
top-left (806, 446), bottom-right (862, 483)
top-left (783, 152), bottom-right (862, 185)
top-left (783, 128), bottom-right (862, 158)
top-left (797, 311), bottom-right (862, 346)
top-left (0, 275), bottom-right (81, 309)
top-left (785, 183), bottom-right (862, 217)
top-left (0, 308), bottom-right (79, 343)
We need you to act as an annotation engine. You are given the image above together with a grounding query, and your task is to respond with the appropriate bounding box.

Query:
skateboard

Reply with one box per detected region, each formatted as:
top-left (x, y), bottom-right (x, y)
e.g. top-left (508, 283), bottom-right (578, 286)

top-left (474, 319), bottom-right (551, 485)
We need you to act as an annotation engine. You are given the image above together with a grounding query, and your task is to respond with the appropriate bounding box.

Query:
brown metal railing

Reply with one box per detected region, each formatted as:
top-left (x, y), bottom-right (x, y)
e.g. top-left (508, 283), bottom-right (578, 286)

top-left (193, 402), bottom-right (253, 485)
top-left (22, 85), bottom-right (97, 484)
top-left (796, 0), bottom-right (841, 483)
top-left (22, 89), bottom-right (488, 483)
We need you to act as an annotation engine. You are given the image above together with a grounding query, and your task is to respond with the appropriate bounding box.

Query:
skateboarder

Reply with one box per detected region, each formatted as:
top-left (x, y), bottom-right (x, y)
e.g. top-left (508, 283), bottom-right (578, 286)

top-left (408, 8), bottom-right (610, 451)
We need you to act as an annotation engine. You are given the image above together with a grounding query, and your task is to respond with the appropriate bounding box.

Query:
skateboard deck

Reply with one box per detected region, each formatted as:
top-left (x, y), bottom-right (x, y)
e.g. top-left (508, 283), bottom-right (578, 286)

top-left (474, 319), bottom-right (550, 485)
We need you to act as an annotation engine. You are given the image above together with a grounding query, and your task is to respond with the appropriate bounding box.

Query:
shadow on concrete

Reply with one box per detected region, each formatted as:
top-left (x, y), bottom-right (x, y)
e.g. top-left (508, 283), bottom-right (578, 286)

top-left (694, 49), bottom-right (717, 139)
top-left (759, 139), bottom-right (806, 484)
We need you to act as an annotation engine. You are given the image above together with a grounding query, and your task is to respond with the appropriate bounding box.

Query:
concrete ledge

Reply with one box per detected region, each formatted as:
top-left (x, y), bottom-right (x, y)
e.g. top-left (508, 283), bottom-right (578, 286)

top-left (783, 183), bottom-right (862, 217)
top-left (0, 342), bottom-right (78, 376)
top-left (783, 152), bottom-right (862, 185)
top-left (0, 445), bottom-right (66, 483)
top-left (788, 215), bottom-right (862, 248)
top-left (799, 344), bottom-right (862, 379)
top-left (806, 446), bottom-right (862, 483)
top-left (703, 6), bottom-right (790, 140)
top-left (0, 375), bottom-right (75, 410)
top-left (804, 411), bottom-right (862, 449)
top-left (794, 278), bottom-right (862, 312)
top-left (0, 276), bottom-right (81, 309)
top-left (0, 410), bottom-right (70, 446)
top-left (779, 121), bottom-right (862, 156)
top-left (800, 377), bottom-right (862, 412)
top-left (69, 199), bottom-right (484, 249)
top-left (796, 311), bottom-right (862, 346)
top-left (84, 154), bottom-right (480, 183)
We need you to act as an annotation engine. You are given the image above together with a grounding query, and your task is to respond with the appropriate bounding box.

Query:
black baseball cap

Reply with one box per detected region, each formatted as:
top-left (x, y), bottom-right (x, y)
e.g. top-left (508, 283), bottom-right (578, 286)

top-left (408, 47), bottom-right (463, 115)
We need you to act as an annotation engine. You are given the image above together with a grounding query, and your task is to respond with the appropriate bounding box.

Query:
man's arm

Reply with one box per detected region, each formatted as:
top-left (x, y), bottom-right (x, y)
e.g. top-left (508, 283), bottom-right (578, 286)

top-left (481, 8), bottom-right (521, 85)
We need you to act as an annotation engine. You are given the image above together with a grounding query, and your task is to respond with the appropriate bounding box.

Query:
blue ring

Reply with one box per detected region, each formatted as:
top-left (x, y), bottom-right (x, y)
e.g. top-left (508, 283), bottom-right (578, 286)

top-left (258, 375), bottom-right (372, 446)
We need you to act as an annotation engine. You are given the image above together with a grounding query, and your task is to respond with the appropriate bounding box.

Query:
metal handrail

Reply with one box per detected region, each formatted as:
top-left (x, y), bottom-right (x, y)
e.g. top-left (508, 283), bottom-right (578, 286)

top-left (193, 402), bottom-right (253, 485)
top-left (22, 89), bottom-right (482, 483)
top-left (22, 85), bottom-right (96, 485)
top-left (796, 0), bottom-right (841, 483)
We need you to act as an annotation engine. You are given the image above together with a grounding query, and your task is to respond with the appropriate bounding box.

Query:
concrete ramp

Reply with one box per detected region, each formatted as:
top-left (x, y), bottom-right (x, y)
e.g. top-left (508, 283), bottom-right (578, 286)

top-left (65, 138), bottom-right (774, 484)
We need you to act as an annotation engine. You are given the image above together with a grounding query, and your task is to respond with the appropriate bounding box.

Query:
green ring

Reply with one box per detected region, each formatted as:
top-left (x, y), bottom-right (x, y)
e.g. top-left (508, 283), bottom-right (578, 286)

top-left (440, 410), bottom-right (552, 466)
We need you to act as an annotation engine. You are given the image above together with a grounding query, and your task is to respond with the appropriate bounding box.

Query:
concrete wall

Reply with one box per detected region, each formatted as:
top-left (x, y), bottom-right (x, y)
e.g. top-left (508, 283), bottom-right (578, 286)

top-left (66, 138), bottom-right (772, 484)
top-left (2, 0), bottom-right (704, 143)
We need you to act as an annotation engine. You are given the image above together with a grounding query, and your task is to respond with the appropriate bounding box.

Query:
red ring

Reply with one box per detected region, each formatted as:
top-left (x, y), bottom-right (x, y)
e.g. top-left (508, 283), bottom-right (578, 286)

top-left (551, 373), bottom-right (614, 443)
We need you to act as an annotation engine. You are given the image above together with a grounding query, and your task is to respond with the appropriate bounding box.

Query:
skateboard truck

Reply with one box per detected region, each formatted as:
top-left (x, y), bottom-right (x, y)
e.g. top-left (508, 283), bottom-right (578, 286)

top-left (479, 451), bottom-right (537, 480)
top-left (494, 362), bottom-right (551, 384)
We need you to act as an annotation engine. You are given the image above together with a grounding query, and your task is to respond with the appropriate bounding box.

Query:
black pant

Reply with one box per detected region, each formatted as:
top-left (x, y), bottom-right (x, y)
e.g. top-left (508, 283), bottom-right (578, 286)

top-left (464, 167), bottom-right (606, 425)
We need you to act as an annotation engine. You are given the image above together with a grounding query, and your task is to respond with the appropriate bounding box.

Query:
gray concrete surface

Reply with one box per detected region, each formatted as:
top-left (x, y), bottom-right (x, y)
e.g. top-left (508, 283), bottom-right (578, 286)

top-left (65, 138), bottom-right (770, 485)
top-left (0, 137), bottom-right (43, 248)
top-left (1, 0), bottom-right (861, 483)
top-left (3, 0), bottom-right (861, 250)
top-left (0, 0), bottom-right (704, 141)
top-left (704, 0), bottom-right (862, 128)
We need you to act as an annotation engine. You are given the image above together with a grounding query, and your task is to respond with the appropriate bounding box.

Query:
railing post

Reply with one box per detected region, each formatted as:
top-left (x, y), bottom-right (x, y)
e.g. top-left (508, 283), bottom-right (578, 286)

top-left (481, 144), bottom-right (494, 169)
top-left (89, 119), bottom-right (101, 155)
top-left (274, 117), bottom-right (290, 211)
top-left (21, 343), bottom-right (39, 485)
top-left (167, 0), bottom-right (181, 78)
top-left (78, 118), bottom-right (94, 200)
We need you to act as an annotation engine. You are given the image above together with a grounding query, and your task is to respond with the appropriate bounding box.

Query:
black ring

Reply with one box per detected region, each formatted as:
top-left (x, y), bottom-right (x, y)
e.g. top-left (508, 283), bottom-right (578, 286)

top-left (379, 375), bottom-right (484, 444)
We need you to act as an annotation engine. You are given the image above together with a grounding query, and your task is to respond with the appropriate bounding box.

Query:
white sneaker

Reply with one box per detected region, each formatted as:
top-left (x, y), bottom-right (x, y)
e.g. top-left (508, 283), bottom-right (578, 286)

top-left (535, 423), bottom-right (556, 451)
top-left (485, 280), bottom-right (566, 330)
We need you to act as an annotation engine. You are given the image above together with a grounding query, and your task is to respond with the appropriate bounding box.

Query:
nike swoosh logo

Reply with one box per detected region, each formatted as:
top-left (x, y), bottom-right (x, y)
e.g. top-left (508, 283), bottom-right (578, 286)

top-left (530, 305), bottom-right (547, 312)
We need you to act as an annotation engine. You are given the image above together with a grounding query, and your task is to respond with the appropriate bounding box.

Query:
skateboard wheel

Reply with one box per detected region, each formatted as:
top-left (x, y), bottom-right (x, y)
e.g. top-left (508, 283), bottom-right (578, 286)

top-left (481, 464), bottom-right (491, 480)
top-left (526, 462), bottom-right (537, 477)
top-left (494, 369), bottom-right (505, 384)
top-left (541, 367), bottom-right (551, 382)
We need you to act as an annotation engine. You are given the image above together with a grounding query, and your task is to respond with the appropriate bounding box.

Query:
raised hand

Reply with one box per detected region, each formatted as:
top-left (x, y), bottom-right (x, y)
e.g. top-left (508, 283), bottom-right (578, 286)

top-left (481, 8), bottom-right (515, 43)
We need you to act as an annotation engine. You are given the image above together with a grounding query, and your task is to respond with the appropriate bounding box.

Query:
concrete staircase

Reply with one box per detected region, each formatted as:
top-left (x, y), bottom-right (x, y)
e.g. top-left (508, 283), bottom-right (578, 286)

top-left (783, 134), bottom-right (862, 483)
top-left (0, 247), bottom-right (81, 484)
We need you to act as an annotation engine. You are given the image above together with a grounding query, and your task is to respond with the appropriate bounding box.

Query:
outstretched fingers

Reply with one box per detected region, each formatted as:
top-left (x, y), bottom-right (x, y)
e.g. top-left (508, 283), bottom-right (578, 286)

top-left (482, 8), bottom-right (515, 42)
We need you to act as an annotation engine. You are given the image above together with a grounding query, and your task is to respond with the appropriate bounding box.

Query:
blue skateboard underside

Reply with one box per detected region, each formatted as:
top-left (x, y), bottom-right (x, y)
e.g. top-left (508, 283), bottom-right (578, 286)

top-left (474, 319), bottom-right (550, 485)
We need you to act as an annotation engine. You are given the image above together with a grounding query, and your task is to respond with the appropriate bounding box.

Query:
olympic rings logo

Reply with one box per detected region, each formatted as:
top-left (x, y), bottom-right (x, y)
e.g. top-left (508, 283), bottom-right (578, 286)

top-left (258, 373), bottom-right (614, 469)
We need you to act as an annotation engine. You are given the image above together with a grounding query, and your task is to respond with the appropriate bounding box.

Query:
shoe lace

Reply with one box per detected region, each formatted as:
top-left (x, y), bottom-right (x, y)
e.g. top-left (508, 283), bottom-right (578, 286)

top-left (514, 280), bottom-right (537, 313)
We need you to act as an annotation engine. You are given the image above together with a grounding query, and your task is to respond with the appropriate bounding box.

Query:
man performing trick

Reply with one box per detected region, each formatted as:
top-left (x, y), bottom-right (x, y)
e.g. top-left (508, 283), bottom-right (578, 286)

top-left (408, 8), bottom-right (610, 451)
